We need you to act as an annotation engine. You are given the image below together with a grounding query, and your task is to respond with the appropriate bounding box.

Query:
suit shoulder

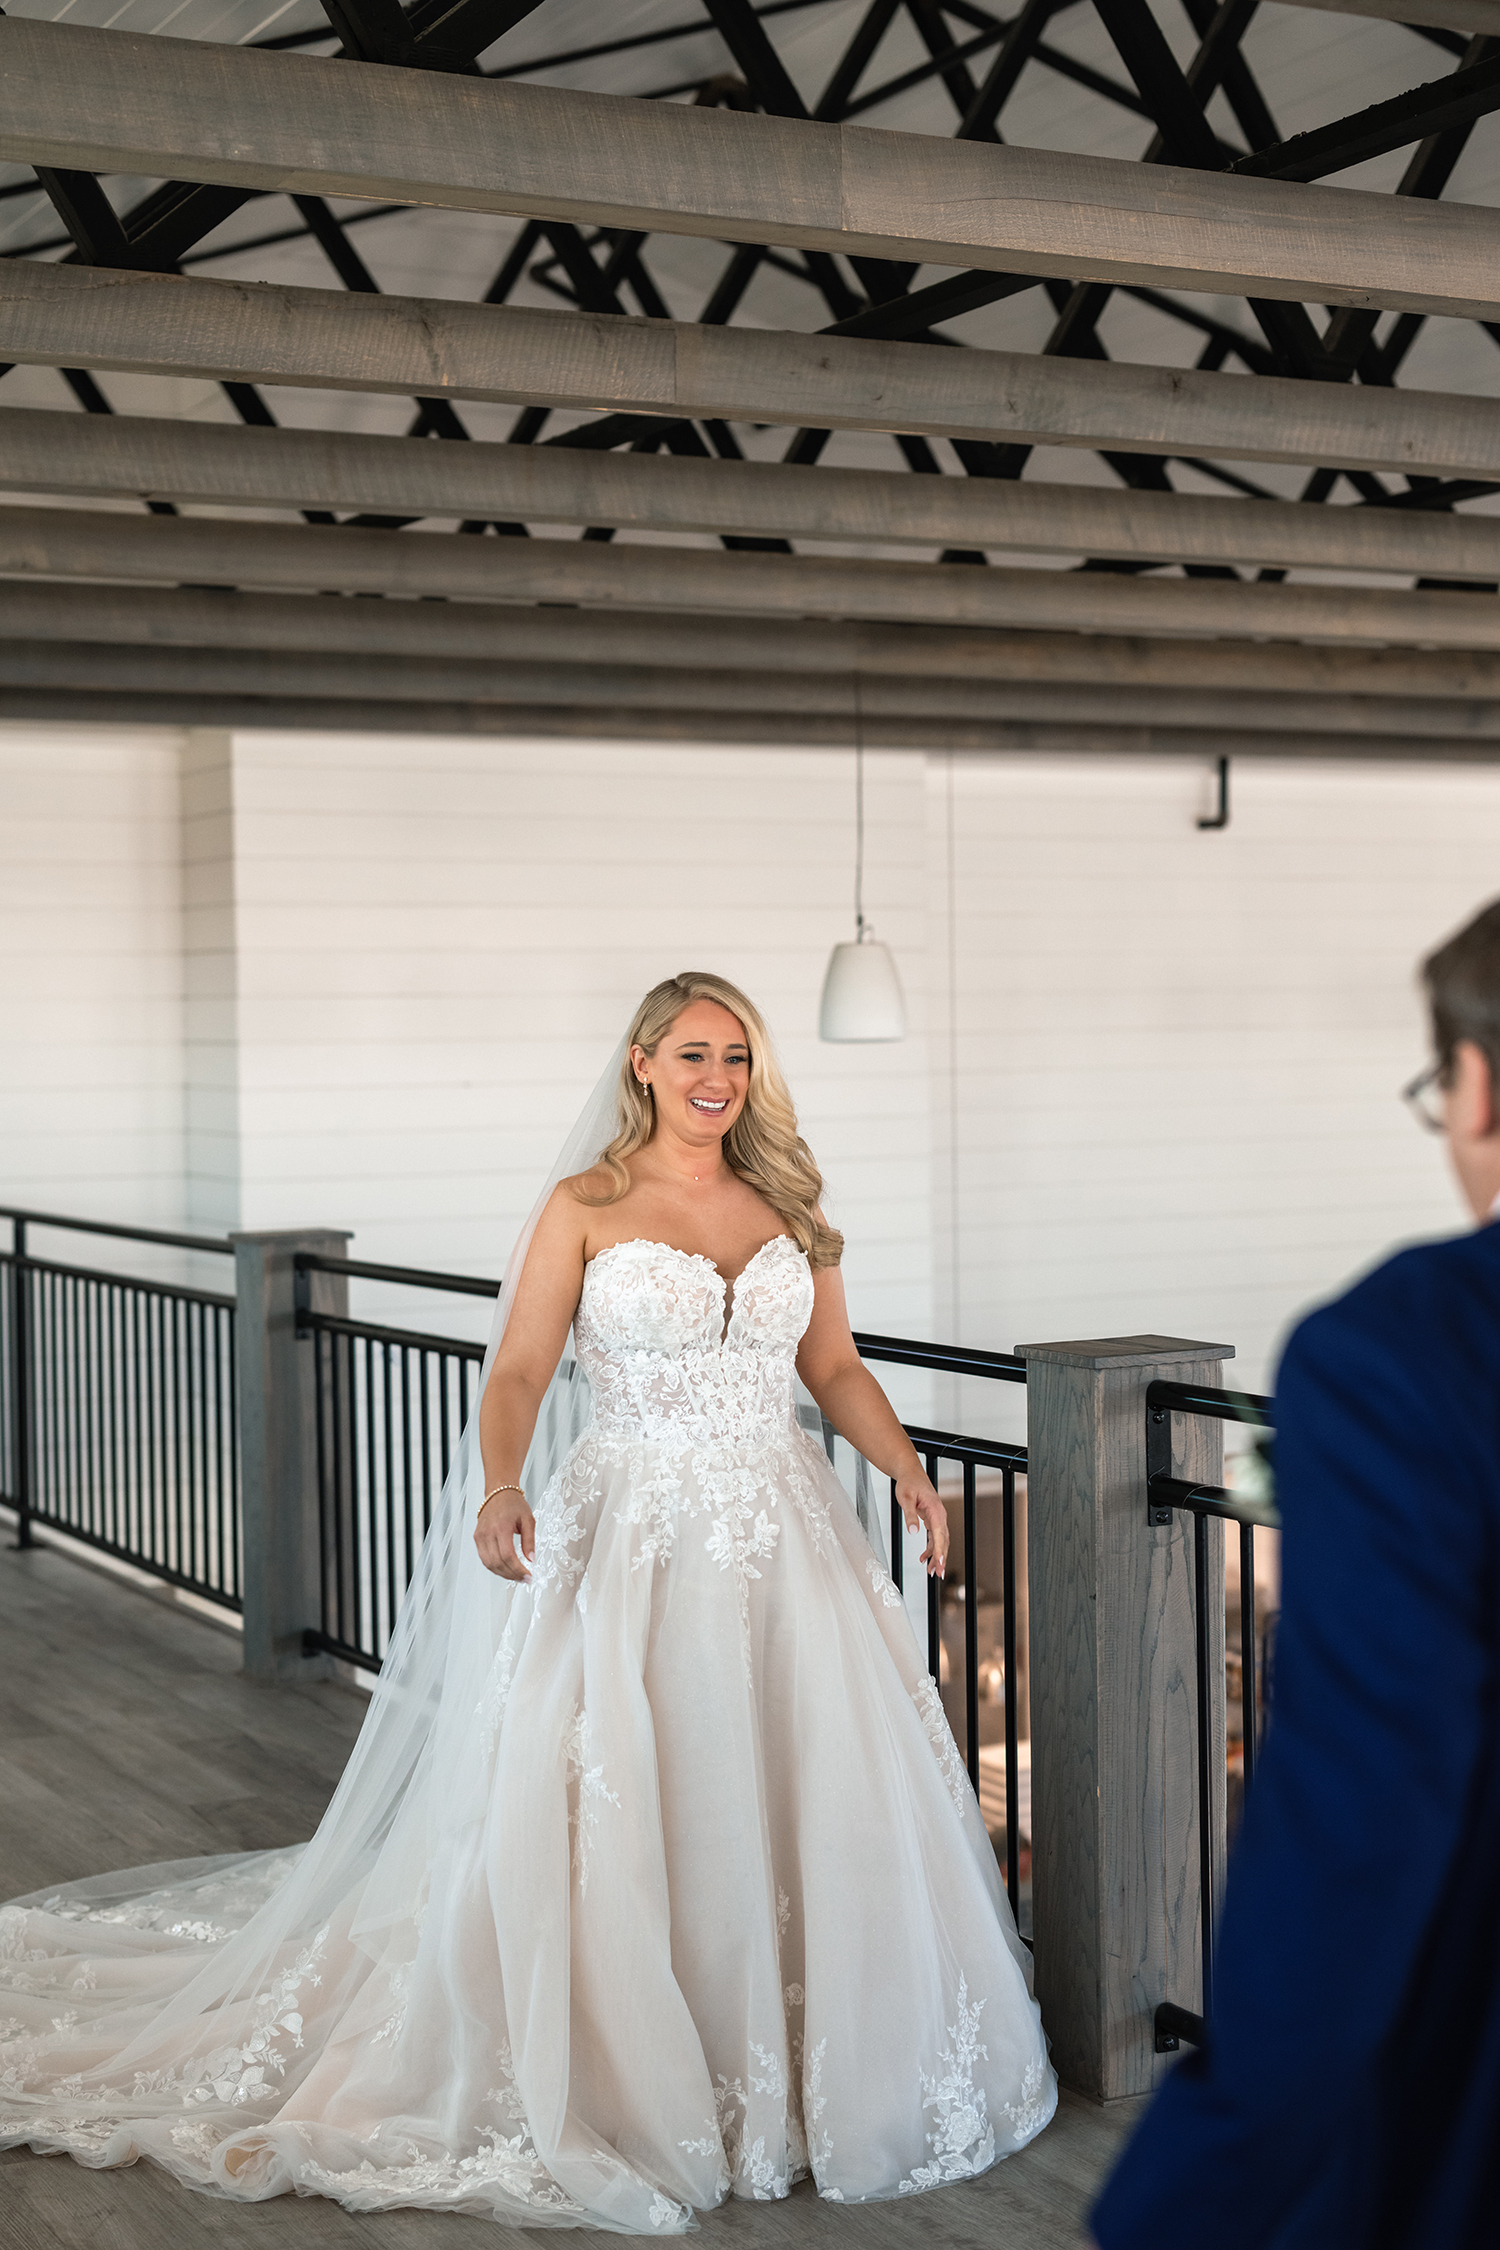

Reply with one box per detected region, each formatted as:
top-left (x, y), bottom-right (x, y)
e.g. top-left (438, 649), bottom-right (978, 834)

top-left (1283, 1225), bottom-right (1500, 1394)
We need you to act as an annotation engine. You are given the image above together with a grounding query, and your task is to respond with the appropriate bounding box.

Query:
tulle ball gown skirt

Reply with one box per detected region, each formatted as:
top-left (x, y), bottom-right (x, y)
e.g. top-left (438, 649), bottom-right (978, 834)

top-left (0, 1236), bottom-right (1055, 2230)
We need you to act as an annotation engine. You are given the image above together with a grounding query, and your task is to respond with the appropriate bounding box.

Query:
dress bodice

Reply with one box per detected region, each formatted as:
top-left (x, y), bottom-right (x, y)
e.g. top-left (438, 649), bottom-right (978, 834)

top-left (573, 1235), bottom-right (814, 1447)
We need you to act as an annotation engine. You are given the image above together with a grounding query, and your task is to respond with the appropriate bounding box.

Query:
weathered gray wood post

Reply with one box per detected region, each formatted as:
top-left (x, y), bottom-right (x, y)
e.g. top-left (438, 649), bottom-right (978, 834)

top-left (233, 1227), bottom-right (350, 1684)
top-left (1017, 1334), bottom-right (1230, 2101)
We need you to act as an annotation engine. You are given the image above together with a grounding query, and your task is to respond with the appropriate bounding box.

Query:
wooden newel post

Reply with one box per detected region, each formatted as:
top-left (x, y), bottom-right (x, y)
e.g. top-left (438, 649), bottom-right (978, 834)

top-left (1017, 1334), bottom-right (1232, 2101)
top-left (233, 1227), bottom-right (350, 1684)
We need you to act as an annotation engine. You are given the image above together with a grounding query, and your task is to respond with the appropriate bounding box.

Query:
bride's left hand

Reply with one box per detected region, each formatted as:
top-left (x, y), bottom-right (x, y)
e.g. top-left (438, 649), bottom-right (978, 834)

top-left (896, 1470), bottom-right (949, 1578)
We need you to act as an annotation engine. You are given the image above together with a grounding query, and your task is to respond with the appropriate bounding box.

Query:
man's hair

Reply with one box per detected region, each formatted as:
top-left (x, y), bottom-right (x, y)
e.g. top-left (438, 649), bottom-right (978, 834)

top-left (1423, 898), bottom-right (1500, 1086)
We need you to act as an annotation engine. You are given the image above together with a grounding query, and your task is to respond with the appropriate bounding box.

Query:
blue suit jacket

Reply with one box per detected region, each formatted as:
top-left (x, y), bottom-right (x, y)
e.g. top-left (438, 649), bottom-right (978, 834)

top-left (1092, 1222), bottom-right (1500, 2250)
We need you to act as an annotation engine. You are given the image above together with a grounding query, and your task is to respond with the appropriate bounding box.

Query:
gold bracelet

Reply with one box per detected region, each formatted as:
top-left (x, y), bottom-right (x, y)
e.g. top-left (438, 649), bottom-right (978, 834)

top-left (478, 1483), bottom-right (524, 1521)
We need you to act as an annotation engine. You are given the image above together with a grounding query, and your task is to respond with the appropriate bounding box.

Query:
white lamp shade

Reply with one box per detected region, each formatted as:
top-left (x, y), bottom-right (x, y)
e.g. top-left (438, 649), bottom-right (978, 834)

top-left (818, 938), bottom-right (906, 1042)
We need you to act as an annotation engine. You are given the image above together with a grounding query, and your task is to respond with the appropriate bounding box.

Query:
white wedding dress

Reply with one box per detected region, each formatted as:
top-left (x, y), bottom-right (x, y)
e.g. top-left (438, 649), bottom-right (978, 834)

top-left (0, 1233), bottom-right (1054, 2229)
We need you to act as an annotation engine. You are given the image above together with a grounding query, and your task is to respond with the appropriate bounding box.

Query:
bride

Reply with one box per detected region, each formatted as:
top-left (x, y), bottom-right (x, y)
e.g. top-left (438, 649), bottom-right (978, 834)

top-left (0, 972), bottom-right (1054, 2229)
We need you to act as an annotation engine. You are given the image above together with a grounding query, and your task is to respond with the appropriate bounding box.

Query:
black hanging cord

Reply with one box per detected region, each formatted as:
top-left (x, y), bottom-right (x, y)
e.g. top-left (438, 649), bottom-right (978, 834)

top-left (853, 673), bottom-right (867, 936)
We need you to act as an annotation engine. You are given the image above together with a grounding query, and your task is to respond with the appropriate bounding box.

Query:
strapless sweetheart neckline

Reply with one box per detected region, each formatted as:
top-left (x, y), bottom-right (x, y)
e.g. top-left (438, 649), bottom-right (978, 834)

top-left (588, 1233), bottom-right (796, 1295)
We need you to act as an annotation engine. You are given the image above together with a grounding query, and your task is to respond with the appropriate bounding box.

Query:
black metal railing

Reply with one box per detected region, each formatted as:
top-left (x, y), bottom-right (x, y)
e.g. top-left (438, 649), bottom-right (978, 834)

top-left (295, 1251), bottom-right (494, 1671)
top-left (1146, 1377), bottom-right (1277, 2055)
top-left (1, 1208), bottom-right (241, 1609)
top-left (296, 1257), bottom-right (1035, 1923)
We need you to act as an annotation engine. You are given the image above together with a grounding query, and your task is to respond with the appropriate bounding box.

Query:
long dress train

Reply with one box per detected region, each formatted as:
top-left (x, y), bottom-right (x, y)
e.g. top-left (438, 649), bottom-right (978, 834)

top-left (0, 1233), bottom-right (1054, 2228)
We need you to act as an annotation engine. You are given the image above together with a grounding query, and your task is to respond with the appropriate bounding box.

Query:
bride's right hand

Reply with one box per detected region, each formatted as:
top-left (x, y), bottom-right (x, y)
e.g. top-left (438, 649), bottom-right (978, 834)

top-left (474, 1496), bottom-right (536, 1581)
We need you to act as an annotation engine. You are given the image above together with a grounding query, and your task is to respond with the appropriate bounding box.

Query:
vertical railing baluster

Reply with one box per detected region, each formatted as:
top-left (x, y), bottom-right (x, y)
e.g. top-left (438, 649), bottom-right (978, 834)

top-left (1193, 1507), bottom-right (1216, 2019)
top-left (151, 1287), bottom-right (163, 1570)
top-left (228, 1301), bottom-right (242, 1601)
top-left (126, 1288), bottom-right (139, 1564)
top-left (218, 1303), bottom-right (229, 1592)
top-left (420, 1342), bottom-right (433, 1535)
top-left (439, 1349), bottom-right (452, 1499)
top-left (363, 1335), bottom-right (378, 1659)
top-left (312, 1324), bottom-right (329, 1640)
top-left (1001, 1464), bottom-right (1020, 1924)
top-left (1240, 1519), bottom-right (1257, 1789)
top-left (889, 1476), bottom-right (903, 1594)
top-left (108, 1283), bottom-right (122, 1555)
top-left (391, 1332), bottom-right (402, 1656)
top-left (198, 1298), bottom-right (210, 1589)
top-left (174, 1294), bottom-right (185, 1578)
top-left (41, 1265), bottom-right (57, 1530)
top-left (962, 1459), bottom-right (979, 1786)
top-left (68, 1274), bottom-right (81, 1537)
top-left (87, 1275), bottom-right (98, 1538)
top-left (331, 1330), bottom-right (348, 1653)
top-left (400, 1345), bottom-right (414, 1620)
top-left (925, 1450), bottom-right (941, 1685)
top-left (9, 1219), bottom-right (29, 1545)
top-left (88, 1276), bottom-right (102, 1541)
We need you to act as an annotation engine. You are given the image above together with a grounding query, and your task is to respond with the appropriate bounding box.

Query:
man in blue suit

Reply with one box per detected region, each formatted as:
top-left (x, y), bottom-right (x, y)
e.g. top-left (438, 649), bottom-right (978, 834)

top-left (1092, 899), bottom-right (1500, 2250)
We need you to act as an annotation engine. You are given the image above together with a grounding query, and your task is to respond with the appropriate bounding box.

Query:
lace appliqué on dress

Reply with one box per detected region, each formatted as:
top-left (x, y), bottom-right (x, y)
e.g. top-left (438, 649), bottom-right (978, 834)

top-left (866, 1557), bottom-right (902, 1608)
top-left (1000, 2054), bottom-right (1052, 2146)
top-left (299, 2040), bottom-right (591, 2216)
top-left (913, 1675), bottom-right (970, 1815)
top-left (802, 2037), bottom-right (843, 2197)
top-left (474, 1623), bottom-right (521, 1762)
top-left (563, 1708), bottom-right (618, 1897)
top-left (530, 1464), bottom-right (589, 1594)
top-left (131, 1927), bottom-right (329, 2110)
top-left (708, 2067), bottom-right (789, 2202)
top-left (897, 1977), bottom-right (995, 2193)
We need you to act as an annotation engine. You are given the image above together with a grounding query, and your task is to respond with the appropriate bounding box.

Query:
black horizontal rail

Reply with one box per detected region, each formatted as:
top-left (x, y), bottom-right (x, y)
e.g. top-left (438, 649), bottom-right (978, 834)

top-left (1148, 1475), bottom-right (1279, 1532)
top-left (853, 1333), bottom-right (1027, 1383)
top-left (296, 1252), bottom-right (500, 1298)
top-left (901, 1422), bottom-right (1027, 1473)
top-left (303, 1623), bottom-right (373, 1668)
top-left (2, 1206), bottom-right (233, 1256)
top-left (3, 1252), bottom-right (234, 1313)
top-left (4, 1512), bottom-right (245, 1613)
top-left (298, 1307), bottom-right (487, 1359)
top-left (1146, 1377), bottom-right (1273, 1427)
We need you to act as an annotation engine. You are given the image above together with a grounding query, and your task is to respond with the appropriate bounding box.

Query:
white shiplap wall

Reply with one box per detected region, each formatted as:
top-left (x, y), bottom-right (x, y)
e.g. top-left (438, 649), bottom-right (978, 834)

top-left (927, 751), bottom-right (1500, 1429)
top-left (0, 721), bottom-right (185, 1241)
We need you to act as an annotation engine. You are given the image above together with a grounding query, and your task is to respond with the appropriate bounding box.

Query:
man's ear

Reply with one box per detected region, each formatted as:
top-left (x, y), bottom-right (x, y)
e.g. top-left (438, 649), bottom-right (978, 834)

top-left (1453, 1040), bottom-right (1499, 1140)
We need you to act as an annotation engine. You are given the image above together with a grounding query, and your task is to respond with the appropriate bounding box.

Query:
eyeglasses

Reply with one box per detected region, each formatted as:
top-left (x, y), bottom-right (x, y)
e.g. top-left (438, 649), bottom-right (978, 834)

top-left (1402, 1061), bottom-right (1449, 1134)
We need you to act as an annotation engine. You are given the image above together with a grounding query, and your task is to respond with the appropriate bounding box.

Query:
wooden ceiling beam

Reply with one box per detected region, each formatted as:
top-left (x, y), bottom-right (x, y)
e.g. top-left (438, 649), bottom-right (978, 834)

top-left (3, 405), bottom-right (1500, 579)
top-left (9, 262), bottom-right (1500, 485)
top-left (3, 679), bottom-right (1496, 761)
top-left (4, 17), bottom-right (1500, 318)
top-left (8, 502), bottom-right (1500, 650)
top-left (7, 632), bottom-right (1500, 741)
top-left (10, 578), bottom-right (1500, 701)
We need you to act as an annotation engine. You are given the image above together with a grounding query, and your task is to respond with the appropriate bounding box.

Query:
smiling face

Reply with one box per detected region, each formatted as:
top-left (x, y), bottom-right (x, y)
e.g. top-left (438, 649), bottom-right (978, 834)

top-left (632, 1000), bottom-right (750, 1159)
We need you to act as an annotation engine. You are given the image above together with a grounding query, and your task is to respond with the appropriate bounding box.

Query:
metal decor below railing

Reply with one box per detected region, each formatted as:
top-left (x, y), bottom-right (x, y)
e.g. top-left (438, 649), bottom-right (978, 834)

top-left (1146, 1376), bottom-right (1277, 2054)
top-left (1, 1209), bottom-right (241, 1609)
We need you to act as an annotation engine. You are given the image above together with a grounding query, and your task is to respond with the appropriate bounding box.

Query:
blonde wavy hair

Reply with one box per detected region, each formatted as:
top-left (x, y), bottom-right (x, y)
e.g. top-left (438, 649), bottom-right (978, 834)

top-left (573, 972), bottom-right (843, 1269)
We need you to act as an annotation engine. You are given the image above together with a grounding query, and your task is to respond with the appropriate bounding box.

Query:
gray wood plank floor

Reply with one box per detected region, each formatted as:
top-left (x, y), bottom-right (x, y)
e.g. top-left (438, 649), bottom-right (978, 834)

top-left (0, 1538), bottom-right (1140, 2248)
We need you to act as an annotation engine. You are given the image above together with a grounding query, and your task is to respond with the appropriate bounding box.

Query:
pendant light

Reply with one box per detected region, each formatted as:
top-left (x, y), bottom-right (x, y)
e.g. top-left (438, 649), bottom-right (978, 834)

top-left (818, 680), bottom-right (906, 1043)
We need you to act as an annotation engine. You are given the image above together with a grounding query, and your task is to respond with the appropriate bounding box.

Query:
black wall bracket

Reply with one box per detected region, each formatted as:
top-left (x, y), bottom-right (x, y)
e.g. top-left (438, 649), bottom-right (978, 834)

top-left (1197, 755), bottom-right (1231, 831)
